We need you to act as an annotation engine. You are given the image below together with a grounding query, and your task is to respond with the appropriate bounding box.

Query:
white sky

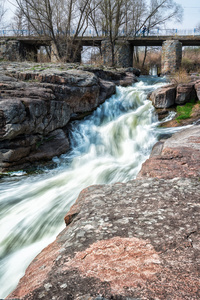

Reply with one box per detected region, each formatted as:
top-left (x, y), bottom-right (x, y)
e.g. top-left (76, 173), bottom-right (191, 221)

top-left (2, 0), bottom-right (200, 30)
top-left (171, 0), bottom-right (200, 29)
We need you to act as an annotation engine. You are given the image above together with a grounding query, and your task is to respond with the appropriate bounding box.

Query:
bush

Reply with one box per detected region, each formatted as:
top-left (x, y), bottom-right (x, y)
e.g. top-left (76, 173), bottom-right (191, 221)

top-left (170, 68), bottom-right (191, 84)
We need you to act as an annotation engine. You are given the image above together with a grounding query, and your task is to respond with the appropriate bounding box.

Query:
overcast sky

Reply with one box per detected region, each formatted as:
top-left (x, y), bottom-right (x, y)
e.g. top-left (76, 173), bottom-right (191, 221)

top-left (3, 0), bottom-right (200, 30)
top-left (172, 0), bottom-right (200, 29)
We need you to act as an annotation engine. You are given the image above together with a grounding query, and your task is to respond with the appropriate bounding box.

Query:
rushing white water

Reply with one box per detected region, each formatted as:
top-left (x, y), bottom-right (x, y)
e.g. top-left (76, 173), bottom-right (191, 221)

top-left (0, 76), bottom-right (173, 297)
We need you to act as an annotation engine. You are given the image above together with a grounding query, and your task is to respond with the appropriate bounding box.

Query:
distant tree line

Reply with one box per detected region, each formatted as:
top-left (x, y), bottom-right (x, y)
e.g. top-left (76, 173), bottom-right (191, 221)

top-left (12, 0), bottom-right (183, 65)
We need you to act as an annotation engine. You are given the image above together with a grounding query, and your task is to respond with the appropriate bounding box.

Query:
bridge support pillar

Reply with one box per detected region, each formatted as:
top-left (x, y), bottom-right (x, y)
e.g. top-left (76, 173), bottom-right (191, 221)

top-left (101, 39), bottom-right (133, 67)
top-left (51, 42), bottom-right (59, 62)
top-left (161, 40), bottom-right (182, 74)
top-left (0, 39), bottom-right (21, 61)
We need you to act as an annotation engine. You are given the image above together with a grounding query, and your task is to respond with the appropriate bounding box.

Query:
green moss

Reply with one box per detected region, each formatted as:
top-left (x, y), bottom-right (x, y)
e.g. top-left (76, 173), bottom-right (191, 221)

top-left (176, 99), bottom-right (199, 122)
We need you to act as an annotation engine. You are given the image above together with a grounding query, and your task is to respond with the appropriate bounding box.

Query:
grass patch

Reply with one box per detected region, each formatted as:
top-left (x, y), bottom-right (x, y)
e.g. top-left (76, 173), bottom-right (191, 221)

top-left (176, 99), bottom-right (198, 121)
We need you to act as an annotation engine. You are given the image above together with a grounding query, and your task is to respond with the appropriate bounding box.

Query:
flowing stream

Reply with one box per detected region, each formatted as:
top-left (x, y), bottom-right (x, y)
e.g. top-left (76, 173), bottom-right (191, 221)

top-left (0, 76), bottom-right (175, 297)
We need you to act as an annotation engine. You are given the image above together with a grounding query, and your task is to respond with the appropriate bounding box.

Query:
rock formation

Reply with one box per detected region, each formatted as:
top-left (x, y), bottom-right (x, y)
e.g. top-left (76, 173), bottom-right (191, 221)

top-left (137, 125), bottom-right (200, 179)
top-left (150, 80), bottom-right (200, 108)
top-left (0, 63), bottom-right (139, 172)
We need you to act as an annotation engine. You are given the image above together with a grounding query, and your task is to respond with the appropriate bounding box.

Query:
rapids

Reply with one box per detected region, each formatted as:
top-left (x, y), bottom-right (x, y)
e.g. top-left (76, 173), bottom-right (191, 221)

top-left (0, 76), bottom-right (175, 297)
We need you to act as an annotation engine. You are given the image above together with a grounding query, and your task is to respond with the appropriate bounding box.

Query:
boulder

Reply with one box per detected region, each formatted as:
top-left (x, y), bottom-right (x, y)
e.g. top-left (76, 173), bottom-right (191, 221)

top-left (137, 125), bottom-right (200, 179)
top-left (8, 177), bottom-right (200, 299)
top-left (150, 84), bottom-right (176, 108)
top-left (175, 82), bottom-right (197, 104)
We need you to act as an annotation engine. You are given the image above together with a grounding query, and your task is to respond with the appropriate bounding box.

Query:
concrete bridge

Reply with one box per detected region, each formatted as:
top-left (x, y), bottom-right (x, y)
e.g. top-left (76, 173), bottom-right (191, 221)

top-left (1, 35), bottom-right (200, 74)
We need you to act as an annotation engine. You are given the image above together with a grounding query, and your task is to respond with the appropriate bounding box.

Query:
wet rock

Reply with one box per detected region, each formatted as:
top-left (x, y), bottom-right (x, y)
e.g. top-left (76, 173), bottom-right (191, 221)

top-left (150, 84), bottom-right (176, 108)
top-left (98, 79), bottom-right (116, 104)
top-left (114, 72), bottom-right (138, 87)
top-left (175, 82), bottom-right (197, 104)
top-left (137, 125), bottom-right (200, 179)
top-left (8, 177), bottom-right (200, 299)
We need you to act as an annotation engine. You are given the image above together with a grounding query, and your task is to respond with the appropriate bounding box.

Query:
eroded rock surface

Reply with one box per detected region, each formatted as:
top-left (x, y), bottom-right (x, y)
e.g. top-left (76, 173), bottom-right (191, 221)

top-left (138, 125), bottom-right (200, 179)
top-left (8, 178), bottom-right (200, 299)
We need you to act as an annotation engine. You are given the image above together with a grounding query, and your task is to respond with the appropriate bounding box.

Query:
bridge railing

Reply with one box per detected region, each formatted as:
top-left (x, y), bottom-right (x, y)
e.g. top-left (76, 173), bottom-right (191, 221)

top-left (0, 29), bottom-right (46, 36)
top-left (0, 28), bottom-right (200, 37)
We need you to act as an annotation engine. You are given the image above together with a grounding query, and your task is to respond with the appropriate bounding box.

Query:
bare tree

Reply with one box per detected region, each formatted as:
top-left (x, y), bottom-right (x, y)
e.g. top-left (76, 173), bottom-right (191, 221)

top-left (97, 0), bottom-right (126, 65)
top-left (14, 0), bottom-right (93, 62)
top-left (127, 0), bottom-right (183, 67)
top-left (86, 0), bottom-right (183, 66)
top-left (0, 0), bottom-right (6, 25)
top-left (196, 22), bottom-right (200, 32)
top-left (13, 0), bottom-right (183, 65)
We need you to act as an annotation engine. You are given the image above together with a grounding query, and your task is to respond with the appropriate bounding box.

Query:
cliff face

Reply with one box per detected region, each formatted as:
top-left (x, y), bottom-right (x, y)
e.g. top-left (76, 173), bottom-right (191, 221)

top-left (0, 64), bottom-right (138, 172)
top-left (8, 125), bottom-right (200, 300)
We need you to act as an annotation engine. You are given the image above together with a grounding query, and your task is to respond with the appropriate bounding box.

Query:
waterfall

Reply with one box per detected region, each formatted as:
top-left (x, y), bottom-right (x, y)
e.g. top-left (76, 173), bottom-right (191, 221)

top-left (0, 76), bottom-right (168, 297)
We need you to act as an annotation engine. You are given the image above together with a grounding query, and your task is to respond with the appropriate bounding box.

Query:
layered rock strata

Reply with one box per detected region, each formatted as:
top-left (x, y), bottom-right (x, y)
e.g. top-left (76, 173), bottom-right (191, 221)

top-left (8, 125), bottom-right (200, 299)
top-left (0, 64), bottom-right (139, 172)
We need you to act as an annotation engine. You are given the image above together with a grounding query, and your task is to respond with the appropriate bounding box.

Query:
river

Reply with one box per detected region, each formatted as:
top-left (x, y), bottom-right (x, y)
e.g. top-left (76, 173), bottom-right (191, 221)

top-left (0, 75), bottom-right (175, 297)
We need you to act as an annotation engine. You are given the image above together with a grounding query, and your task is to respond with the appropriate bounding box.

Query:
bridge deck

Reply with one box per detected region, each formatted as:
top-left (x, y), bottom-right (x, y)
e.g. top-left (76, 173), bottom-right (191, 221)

top-left (79, 36), bottom-right (200, 47)
top-left (1, 35), bottom-right (200, 47)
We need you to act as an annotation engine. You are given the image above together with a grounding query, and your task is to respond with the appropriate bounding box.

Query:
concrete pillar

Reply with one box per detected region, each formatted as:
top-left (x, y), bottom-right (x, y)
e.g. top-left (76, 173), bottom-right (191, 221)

top-left (161, 40), bottom-right (182, 74)
top-left (101, 39), bottom-right (133, 67)
top-left (51, 41), bottom-right (60, 63)
top-left (0, 39), bottom-right (21, 61)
